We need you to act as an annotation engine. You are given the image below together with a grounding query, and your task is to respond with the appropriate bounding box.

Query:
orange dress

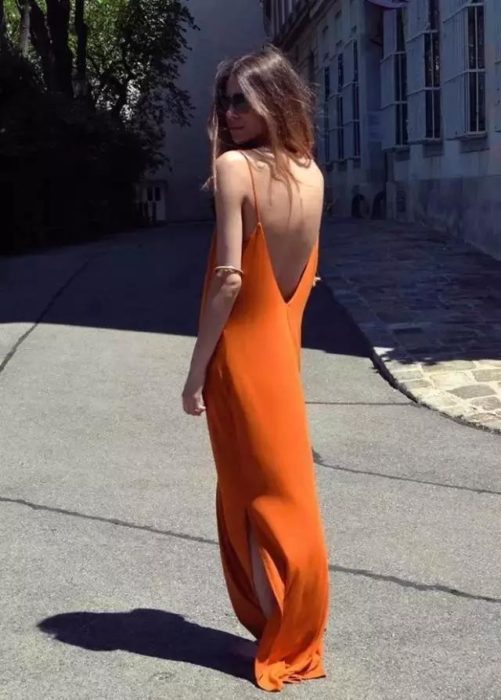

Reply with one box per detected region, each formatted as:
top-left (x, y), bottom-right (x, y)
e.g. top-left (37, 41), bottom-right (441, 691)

top-left (200, 152), bottom-right (330, 692)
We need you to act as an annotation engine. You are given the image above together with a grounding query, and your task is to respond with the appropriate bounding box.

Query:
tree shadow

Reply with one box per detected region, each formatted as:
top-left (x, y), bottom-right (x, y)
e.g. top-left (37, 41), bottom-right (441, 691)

top-left (37, 607), bottom-right (256, 685)
top-left (0, 221), bottom-right (371, 361)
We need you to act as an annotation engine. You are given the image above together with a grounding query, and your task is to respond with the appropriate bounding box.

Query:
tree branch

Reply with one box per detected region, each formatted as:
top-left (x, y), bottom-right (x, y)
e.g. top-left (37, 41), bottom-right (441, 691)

top-left (45, 0), bottom-right (73, 96)
top-left (74, 0), bottom-right (88, 97)
top-left (29, 0), bottom-right (56, 90)
top-left (19, 1), bottom-right (31, 56)
top-left (0, 0), bottom-right (6, 49)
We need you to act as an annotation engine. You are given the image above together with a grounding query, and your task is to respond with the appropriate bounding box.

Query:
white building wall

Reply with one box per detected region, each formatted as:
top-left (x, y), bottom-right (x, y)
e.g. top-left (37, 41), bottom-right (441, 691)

top-left (387, 0), bottom-right (501, 258)
top-left (269, 0), bottom-right (501, 258)
top-left (155, 0), bottom-right (266, 222)
top-left (270, 0), bottom-right (386, 217)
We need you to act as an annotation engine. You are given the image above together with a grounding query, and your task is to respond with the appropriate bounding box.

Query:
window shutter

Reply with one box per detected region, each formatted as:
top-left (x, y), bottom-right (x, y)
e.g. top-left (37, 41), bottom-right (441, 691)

top-left (407, 41), bottom-right (427, 142)
top-left (495, 3), bottom-right (501, 64)
top-left (442, 0), bottom-right (471, 18)
top-left (383, 7), bottom-right (397, 56)
top-left (407, 0), bottom-right (428, 37)
top-left (494, 1), bottom-right (501, 132)
top-left (311, 47), bottom-right (323, 153)
top-left (329, 104), bottom-right (339, 162)
top-left (442, 2), bottom-right (468, 138)
top-left (328, 55), bottom-right (337, 123)
top-left (350, 0), bottom-right (358, 30)
top-left (327, 53), bottom-right (338, 161)
top-left (406, 0), bottom-right (428, 142)
top-left (380, 11), bottom-right (397, 150)
top-left (343, 40), bottom-right (354, 158)
top-left (317, 23), bottom-right (330, 63)
top-left (380, 55), bottom-right (396, 150)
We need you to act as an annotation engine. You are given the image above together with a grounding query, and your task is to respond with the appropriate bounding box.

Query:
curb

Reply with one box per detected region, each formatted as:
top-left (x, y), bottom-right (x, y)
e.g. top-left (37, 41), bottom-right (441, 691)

top-left (370, 343), bottom-right (501, 436)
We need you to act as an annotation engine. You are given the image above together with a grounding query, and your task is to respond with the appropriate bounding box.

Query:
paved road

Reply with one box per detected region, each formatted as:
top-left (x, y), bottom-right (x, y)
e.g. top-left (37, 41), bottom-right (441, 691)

top-left (1, 223), bottom-right (500, 699)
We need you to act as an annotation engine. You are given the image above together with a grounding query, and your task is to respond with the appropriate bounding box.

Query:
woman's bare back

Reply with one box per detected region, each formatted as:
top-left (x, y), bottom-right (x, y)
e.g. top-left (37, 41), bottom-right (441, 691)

top-left (241, 151), bottom-right (324, 303)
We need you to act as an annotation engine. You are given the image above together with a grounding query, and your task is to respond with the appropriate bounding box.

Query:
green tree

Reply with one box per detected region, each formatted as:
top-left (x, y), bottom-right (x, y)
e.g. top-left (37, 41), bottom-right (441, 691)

top-left (73, 0), bottom-right (87, 97)
top-left (85, 0), bottom-right (196, 163)
top-left (0, 0), bottom-right (6, 48)
top-left (18, 1), bottom-right (30, 56)
top-left (4, 0), bottom-right (196, 158)
top-left (1, 0), bottom-right (196, 252)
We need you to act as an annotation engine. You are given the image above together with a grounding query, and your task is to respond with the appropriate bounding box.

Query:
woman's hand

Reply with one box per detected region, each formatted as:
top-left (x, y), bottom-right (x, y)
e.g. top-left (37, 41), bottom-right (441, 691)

top-left (182, 369), bottom-right (206, 416)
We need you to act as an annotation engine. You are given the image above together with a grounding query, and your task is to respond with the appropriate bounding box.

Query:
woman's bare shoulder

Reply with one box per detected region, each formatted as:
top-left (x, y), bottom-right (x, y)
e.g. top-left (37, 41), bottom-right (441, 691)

top-left (303, 156), bottom-right (323, 176)
top-left (215, 149), bottom-right (249, 169)
top-left (214, 151), bottom-right (250, 191)
top-left (293, 157), bottom-right (324, 189)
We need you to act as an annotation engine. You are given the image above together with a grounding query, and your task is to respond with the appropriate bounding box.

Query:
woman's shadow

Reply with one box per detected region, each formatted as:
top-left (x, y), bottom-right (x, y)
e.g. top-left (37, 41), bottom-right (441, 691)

top-left (38, 608), bottom-right (256, 684)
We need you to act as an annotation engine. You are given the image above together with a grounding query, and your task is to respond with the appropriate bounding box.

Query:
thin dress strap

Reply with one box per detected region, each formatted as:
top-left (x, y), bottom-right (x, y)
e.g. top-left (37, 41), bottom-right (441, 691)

top-left (239, 150), bottom-right (261, 226)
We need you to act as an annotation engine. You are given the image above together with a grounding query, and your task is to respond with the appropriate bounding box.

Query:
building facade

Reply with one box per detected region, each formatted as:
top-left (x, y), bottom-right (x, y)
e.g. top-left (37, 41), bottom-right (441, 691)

top-left (150, 0), bottom-right (266, 223)
top-left (264, 0), bottom-right (501, 259)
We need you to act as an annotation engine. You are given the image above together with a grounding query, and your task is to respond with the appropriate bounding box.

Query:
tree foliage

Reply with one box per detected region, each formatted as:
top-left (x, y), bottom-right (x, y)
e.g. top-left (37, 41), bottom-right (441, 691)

top-left (0, 0), bottom-right (196, 253)
top-left (4, 0), bottom-right (195, 156)
top-left (0, 47), bottom-right (149, 253)
top-left (84, 0), bottom-right (195, 164)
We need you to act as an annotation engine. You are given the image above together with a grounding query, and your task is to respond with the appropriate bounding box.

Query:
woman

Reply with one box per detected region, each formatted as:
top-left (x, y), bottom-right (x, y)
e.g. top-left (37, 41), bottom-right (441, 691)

top-left (182, 44), bottom-right (330, 692)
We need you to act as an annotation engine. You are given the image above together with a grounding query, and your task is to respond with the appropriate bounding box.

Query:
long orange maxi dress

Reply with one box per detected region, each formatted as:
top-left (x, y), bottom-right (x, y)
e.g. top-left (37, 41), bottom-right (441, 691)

top-left (200, 152), bottom-right (330, 692)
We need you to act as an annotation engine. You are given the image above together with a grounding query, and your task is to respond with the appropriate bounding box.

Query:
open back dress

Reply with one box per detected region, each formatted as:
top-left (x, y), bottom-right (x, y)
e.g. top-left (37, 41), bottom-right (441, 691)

top-left (200, 151), bottom-right (330, 692)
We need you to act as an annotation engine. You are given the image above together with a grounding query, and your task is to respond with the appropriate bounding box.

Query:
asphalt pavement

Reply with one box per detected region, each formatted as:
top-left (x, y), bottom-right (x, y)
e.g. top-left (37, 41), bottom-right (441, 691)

top-left (1, 223), bottom-right (500, 699)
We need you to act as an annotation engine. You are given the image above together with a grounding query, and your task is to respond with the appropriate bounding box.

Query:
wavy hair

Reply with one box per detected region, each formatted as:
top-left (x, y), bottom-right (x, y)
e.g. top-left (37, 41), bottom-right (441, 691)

top-left (204, 44), bottom-right (316, 195)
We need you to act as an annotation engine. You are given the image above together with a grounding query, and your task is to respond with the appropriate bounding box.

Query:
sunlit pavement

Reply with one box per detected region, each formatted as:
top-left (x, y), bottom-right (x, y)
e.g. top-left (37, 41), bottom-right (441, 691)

top-left (1, 223), bottom-right (500, 699)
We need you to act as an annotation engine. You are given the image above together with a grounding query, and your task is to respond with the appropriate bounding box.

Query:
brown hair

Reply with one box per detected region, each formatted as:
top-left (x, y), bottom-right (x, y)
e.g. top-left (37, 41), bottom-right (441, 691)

top-left (204, 44), bottom-right (316, 194)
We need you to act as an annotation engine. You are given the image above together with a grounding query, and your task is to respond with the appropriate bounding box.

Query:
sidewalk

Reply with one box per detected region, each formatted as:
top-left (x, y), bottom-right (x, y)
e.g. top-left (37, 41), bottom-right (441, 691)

top-left (320, 218), bottom-right (501, 435)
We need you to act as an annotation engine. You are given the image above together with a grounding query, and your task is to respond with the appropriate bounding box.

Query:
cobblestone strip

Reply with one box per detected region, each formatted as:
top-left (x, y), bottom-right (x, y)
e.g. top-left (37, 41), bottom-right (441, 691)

top-left (320, 219), bottom-right (501, 435)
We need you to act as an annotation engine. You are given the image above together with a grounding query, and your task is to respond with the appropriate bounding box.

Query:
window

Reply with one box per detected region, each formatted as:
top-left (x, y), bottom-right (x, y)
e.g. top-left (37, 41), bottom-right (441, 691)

top-left (395, 10), bottom-right (408, 145)
top-left (334, 11), bottom-right (342, 44)
top-left (307, 48), bottom-right (322, 159)
top-left (336, 51), bottom-right (345, 160)
top-left (352, 41), bottom-right (361, 157)
top-left (321, 25), bottom-right (329, 63)
top-left (308, 50), bottom-right (316, 86)
top-left (442, 0), bottom-right (486, 138)
top-left (467, 1), bottom-right (485, 132)
top-left (407, 0), bottom-right (442, 142)
top-left (495, 0), bottom-right (501, 131)
top-left (350, 0), bottom-right (357, 31)
top-left (276, 0), bottom-right (284, 32)
top-left (380, 8), bottom-right (408, 149)
top-left (425, 0), bottom-right (441, 138)
top-left (341, 38), bottom-right (361, 159)
top-left (323, 66), bottom-right (331, 163)
top-left (317, 23), bottom-right (331, 165)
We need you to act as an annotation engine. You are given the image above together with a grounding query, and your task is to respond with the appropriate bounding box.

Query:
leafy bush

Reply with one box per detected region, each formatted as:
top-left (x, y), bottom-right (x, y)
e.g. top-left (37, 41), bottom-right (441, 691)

top-left (0, 48), bottom-right (149, 253)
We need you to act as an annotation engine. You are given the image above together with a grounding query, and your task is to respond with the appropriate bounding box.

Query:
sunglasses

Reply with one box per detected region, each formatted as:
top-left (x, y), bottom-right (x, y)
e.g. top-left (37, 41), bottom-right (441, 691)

top-left (218, 92), bottom-right (251, 114)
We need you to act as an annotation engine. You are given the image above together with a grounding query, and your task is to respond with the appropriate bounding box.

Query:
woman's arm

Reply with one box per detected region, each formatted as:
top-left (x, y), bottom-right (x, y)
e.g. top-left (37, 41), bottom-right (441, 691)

top-left (182, 151), bottom-right (247, 415)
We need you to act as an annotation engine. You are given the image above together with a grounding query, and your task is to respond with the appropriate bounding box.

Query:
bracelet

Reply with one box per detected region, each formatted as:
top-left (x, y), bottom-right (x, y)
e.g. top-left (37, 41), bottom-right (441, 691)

top-left (214, 265), bottom-right (244, 277)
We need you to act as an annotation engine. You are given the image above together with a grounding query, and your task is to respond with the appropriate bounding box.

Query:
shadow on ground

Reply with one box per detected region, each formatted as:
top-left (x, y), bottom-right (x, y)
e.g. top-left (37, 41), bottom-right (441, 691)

top-left (38, 608), bottom-right (256, 685)
top-left (0, 222), bottom-right (372, 361)
top-left (320, 218), bottom-right (501, 368)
